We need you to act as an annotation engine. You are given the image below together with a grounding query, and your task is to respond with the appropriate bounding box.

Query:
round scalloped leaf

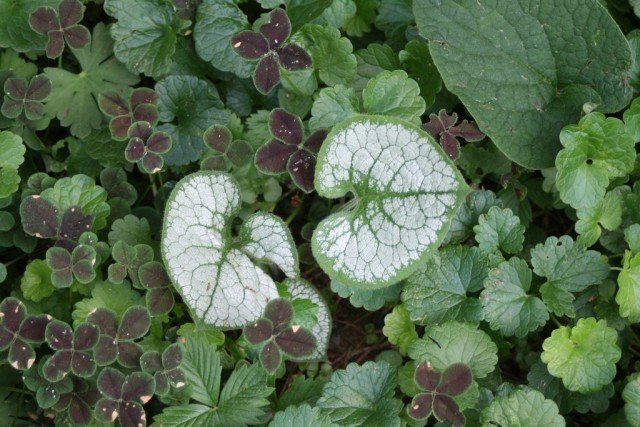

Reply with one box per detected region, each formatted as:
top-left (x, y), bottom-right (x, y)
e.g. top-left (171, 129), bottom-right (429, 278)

top-left (284, 278), bottom-right (331, 361)
top-left (0, 131), bottom-right (26, 198)
top-left (624, 373), bottom-right (640, 426)
top-left (161, 172), bottom-right (280, 328)
top-left (312, 115), bottom-right (469, 288)
top-left (480, 387), bottom-right (564, 427)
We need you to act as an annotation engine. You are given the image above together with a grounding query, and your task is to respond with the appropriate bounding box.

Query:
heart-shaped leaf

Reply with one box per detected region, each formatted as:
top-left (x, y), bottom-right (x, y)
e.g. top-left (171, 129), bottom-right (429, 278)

top-left (312, 116), bottom-right (469, 288)
top-left (162, 172), bottom-right (300, 328)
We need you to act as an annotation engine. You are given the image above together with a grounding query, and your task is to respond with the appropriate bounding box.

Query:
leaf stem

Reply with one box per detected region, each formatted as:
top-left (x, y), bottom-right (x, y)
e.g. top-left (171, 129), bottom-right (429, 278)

top-left (148, 173), bottom-right (158, 198)
top-left (550, 314), bottom-right (563, 328)
top-left (285, 203), bottom-right (302, 225)
top-left (610, 267), bottom-right (623, 271)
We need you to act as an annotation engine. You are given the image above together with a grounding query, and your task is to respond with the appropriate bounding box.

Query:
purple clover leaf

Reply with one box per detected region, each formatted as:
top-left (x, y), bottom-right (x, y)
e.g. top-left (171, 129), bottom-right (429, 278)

top-left (138, 261), bottom-right (175, 317)
top-left (1, 74), bottom-right (51, 120)
top-left (0, 297), bottom-right (51, 370)
top-left (28, 0), bottom-right (91, 59)
top-left (95, 367), bottom-right (155, 427)
top-left (98, 88), bottom-right (159, 141)
top-left (125, 121), bottom-right (172, 174)
top-left (43, 321), bottom-right (99, 382)
top-left (407, 362), bottom-right (473, 427)
top-left (243, 298), bottom-right (316, 374)
top-left (231, 8), bottom-right (312, 94)
top-left (52, 377), bottom-right (101, 426)
top-left (139, 343), bottom-right (186, 396)
top-left (422, 109), bottom-right (485, 160)
top-left (255, 108), bottom-right (327, 193)
top-left (107, 241), bottom-right (154, 288)
top-left (87, 306), bottom-right (150, 368)
top-left (45, 245), bottom-right (97, 288)
top-left (201, 124), bottom-right (254, 171)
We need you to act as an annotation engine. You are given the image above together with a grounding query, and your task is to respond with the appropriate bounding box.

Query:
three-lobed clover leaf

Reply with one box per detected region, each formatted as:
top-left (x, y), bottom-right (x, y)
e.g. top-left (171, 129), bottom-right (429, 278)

top-left (231, 8), bottom-right (313, 94)
top-left (422, 109), bottom-right (485, 160)
top-left (531, 235), bottom-right (609, 317)
top-left (480, 257), bottom-right (549, 338)
top-left (94, 367), bottom-right (155, 426)
top-left (87, 306), bottom-right (150, 368)
top-left (125, 121), bottom-right (172, 174)
top-left (556, 112), bottom-right (635, 209)
top-left (244, 298), bottom-right (316, 373)
top-left (140, 343), bottom-right (186, 396)
top-left (46, 245), bottom-right (97, 288)
top-left (255, 108), bottom-right (328, 193)
top-left (138, 261), bottom-right (175, 316)
top-left (0, 131), bottom-right (26, 198)
top-left (407, 362), bottom-right (472, 427)
top-left (312, 116), bottom-right (469, 288)
top-left (0, 297), bottom-right (51, 370)
top-left (162, 171), bottom-right (301, 328)
top-left (98, 88), bottom-right (159, 141)
top-left (43, 320), bottom-right (99, 382)
top-left (1, 74), bottom-right (51, 120)
top-left (107, 240), bottom-right (154, 288)
top-left (541, 317), bottom-right (621, 393)
top-left (201, 124), bottom-right (253, 172)
top-left (28, 0), bottom-right (90, 59)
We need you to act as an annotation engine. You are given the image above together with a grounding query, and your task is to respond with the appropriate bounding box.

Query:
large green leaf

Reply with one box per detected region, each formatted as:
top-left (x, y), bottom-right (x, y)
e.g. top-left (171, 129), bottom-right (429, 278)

top-left (44, 23), bottom-right (140, 138)
top-left (616, 251), bottom-right (640, 323)
top-left (161, 172), bottom-right (299, 328)
top-left (312, 116), bottom-right (469, 289)
top-left (156, 75), bottom-right (228, 166)
top-left (104, 0), bottom-right (189, 77)
top-left (480, 387), bottom-right (565, 427)
top-left (623, 373), bottom-right (640, 427)
top-left (316, 361), bottom-right (402, 426)
top-left (415, 0), bottom-right (633, 168)
top-left (270, 404), bottom-right (336, 427)
top-left (0, 131), bottom-right (25, 198)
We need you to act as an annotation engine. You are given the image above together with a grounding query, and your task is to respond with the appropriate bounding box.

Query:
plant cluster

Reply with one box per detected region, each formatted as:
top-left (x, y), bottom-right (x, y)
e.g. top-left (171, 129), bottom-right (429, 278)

top-left (2, 0), bottom-right (640, 426)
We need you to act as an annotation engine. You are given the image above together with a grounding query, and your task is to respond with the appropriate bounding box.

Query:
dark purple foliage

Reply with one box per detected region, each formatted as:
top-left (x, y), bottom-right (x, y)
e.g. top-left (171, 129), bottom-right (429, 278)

top-left (0, 297), bottom-right (51, 370)
top-left (422, 109), bottom-right (485, 160)
top-left (407, 362), bottom-right (472, 427)
top-left (255, 109), bottom-right (327, 193)
top-left (231, 8), bottom-right (312, 94)
top-left (1, 74), bottom-right (51, 120)
top-left (140, 343), bottom-right (186, 395)
top-left (99, 88), bottom-right (159, 141)
top-left (43, 321), bottom-right (99, 382)
top-left (52, 377), bottom-right (101, 426)
top-left (108, 241), bottom-right (154, 288)
top-left (20, 197), bottom-right (94, 248)
top-left (138, 261), bottom-right (175, 316)
top-left (125, 121), bottom-right (171, 174)
top-left (29, 0), bottom-right (90, 59)
top-left (46, 245), bottom-right (97, 288)
top-left (201, 124), bottom-right (253, 171)
top-left (87, 307), bottom-right (150, 368)
top-left (243, 298), bottom-right (316, 374)
top-left (95, 367), bottom-right (155, 427)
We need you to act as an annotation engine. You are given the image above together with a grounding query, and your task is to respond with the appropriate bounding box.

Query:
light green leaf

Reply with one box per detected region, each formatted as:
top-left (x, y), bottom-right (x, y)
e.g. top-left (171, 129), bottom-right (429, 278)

top-left (162, 172), bottom-right (299, 328)
top-left (382, 305), bottom-right (417, 355)
top-left (156, 75), bottom-right (228, 166)
top-left (309, 85), bottom-right (360, 131)
top-left (104, 0), bottom-right (189, 77)
top-left (401, 245), bottom-right (487, 325)
top-left (20, 259), bottom-right (55, 302)
top-left (362, 70), bottom-right (425, 124)
top-left (44, 23), bottom-right (139, 138)
top-left (292, 24), bottom-right (357, 86)
top-left (353, 44), bottom-right (399, 92)
top-left (107, 215), bottom-right (154, 248)
top-left (530, 235), bottom-right (610, 296)
top-left (269, 404), bottom-right (336, 427)
top-left (285, 0), bottom-right (332, 31)
top-left (623, 373), bottom-right (640, 427)
top-left (398, 40), bottom-right (441, 108)
top-left (317, 361), bottom-right (402, 427)
top-left (616, 252), bottom-right (640, 323)
top-left (541, 317), bottom-right (621, 393)
top-left (0, 0), bottom-right (57, 52)
top-left (285, 278), bottom-right (331, 360)
top-left (181, 333), bottom-right (223, 406)
top-left (407, 321), bottom-right (498, 378)
top-left (0, 131), bottom-right (25, 198)
top-left (576, 190), bottom-right (623, 247)
top-left (624, 97), bottom-right (640, 141)
top-left (152, 404), bottom-right (218, 426)
top-left (193, 0), bottom-right (253, 78)
top-left (312, 116), bottom-right (469, 288)
top-left (480, 257), bottom-right (549, 338)
top-left (473, 206), bottom-right (525, 254)
top-left (330, 280), bottom-right (400, 311)
top-left (626, 224), bottom-right (640, 255)
top-left (416, 0), bottom-right (633, 168)
top-left (480, 387), bottom-right (565, 427)
top-left (72, 281), bottom-right (141, 327)
top-left (556, 113), bottom-right (635, 209)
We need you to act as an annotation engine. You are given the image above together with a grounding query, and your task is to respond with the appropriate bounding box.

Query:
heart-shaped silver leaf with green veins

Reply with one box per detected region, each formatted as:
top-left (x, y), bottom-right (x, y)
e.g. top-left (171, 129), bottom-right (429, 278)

top-left (162, 171), bottom-right (299, 328)
top-left (312, 116), bottom-right (470, 288)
